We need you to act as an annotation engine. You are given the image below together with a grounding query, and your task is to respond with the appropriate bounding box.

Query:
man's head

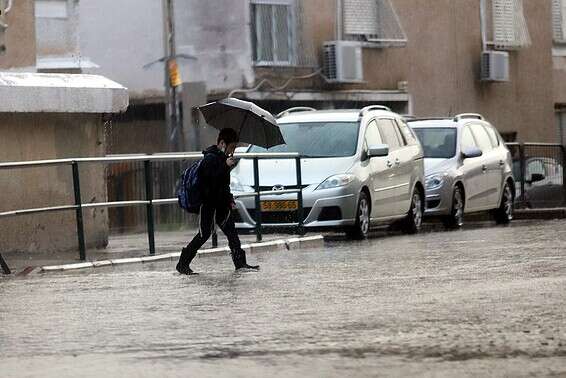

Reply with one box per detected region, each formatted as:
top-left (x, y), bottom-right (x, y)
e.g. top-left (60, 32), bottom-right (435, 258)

top-left (217, 128), bottom-right (239, 155)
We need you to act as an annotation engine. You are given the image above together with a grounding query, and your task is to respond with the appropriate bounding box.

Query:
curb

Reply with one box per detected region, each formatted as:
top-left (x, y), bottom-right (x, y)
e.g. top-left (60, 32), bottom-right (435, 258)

top-left (36, 235), bottom-right (325, 274)
top-left (514, 208), bottom-right (566, 220)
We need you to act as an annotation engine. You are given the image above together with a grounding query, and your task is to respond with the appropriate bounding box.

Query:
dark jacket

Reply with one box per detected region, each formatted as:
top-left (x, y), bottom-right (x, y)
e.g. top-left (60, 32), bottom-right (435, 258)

top-left (199, 145), bottom-right (234, 208)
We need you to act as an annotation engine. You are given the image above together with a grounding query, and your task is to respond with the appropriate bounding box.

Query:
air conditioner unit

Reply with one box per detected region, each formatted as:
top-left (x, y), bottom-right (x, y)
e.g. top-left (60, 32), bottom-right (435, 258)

top-left (481, 51), bottom-right (509, 82)
top-left (323, 41), bottom-right (363, 83)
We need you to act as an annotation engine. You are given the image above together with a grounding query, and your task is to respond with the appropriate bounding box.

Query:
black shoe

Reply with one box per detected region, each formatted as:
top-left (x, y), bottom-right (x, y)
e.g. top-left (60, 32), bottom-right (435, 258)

top-left (235, 264), bottom-right (260, 271)
top-left (176, 263), bottom-right (198, 275)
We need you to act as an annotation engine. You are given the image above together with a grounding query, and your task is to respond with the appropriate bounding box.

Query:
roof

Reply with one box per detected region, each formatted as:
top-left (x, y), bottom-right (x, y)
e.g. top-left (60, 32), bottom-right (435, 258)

top-left (277, 109), bottom-right (399, 124)
top-left (0, 72), bottom-right (128, 113)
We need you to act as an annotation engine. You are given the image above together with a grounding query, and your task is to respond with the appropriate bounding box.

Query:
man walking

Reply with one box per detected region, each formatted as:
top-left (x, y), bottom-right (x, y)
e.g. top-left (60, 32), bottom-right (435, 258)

top-left (176, 128), bottom-right (259, 275)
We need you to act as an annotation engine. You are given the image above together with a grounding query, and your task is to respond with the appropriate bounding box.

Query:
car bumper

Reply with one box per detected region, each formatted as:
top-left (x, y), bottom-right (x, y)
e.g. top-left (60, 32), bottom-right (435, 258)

top-left (424, 183), bottom-right (453, 216)
top-left (232, 185), bottom-right (358, 230)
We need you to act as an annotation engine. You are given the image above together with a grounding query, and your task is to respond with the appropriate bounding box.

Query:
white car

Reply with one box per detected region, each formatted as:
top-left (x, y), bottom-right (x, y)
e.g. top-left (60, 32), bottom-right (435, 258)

top-left (230, 106), bottom-right (425, 239)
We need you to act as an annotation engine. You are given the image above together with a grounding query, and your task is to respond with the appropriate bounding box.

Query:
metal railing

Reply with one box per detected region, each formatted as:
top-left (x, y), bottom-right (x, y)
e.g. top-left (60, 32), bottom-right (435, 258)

top-left (506, 143), bottom-right (566, 208)
top-left (0, 152), bottom-right (304, 262)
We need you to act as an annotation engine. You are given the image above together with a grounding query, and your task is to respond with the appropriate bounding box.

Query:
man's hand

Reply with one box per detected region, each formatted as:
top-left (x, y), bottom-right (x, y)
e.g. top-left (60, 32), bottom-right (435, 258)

top-left (230, 202), bottom-right (237, 210)
top-left (226, 156), bottom-right (236, 168)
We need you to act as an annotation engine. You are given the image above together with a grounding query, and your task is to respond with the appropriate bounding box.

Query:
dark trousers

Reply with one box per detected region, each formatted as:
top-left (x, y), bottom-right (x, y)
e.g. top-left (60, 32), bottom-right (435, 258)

top-left (178, 204), bottom-right (247, 269)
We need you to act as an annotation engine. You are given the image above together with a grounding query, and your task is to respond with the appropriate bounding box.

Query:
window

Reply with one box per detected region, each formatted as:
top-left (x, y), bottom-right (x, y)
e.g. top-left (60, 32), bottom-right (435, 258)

top-left (470, 124), bottom-right (495, 152)
top-left (35, 0), bottom-right (68, 19)
top-left (377, 119), bottom-right (401, 150)
top-left (251, 0), bottom-right (295, 65)
top-left (249, 122), bottom-right (360, 157)
top-left (490, 0), bottom-right (531, 50)
top-left (342, 0), bottom-right (406, 46)
top-left (461, 126), bottom-right (478, 151)
top-left (484, 125), bottom-right (501, 147)
top-left (412, 128), bottom-right (457, 159)
top-left (396, 119), bottom-right (418, 145)
top-left (552, 0), bottom-right (566, 43)
top-left (364, 120), bottom-right (383, 147)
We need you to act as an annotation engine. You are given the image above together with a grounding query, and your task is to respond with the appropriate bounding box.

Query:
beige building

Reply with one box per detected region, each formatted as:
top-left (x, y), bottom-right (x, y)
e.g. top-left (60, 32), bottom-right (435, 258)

top-left (237, 0), bottom-right (557, 144)
top-left (0, 0), bottom-right (36, 69)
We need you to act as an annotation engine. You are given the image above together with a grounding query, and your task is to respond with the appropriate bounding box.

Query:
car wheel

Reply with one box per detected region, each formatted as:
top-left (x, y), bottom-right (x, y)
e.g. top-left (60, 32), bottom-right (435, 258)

top-left (346, 191), bottom-right (370, 240)
top-left (443, 186), bottom-right (464, 229)
top-left (402, 187), bottom-right (423, 234)
top-left (494, 182), bottom-right (514, 224)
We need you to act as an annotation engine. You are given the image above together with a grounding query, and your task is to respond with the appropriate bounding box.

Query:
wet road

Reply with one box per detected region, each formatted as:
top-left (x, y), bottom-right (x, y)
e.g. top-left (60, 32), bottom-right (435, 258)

top-left (1, 220), bottom-right (566, 377)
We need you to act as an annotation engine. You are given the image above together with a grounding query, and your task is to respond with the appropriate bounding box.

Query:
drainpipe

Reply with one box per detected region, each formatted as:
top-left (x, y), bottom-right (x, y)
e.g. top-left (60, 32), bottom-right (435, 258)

top-left (480, 0), bottom-right (488, 51)
top-left (336, 0), bottom-right (342, 40)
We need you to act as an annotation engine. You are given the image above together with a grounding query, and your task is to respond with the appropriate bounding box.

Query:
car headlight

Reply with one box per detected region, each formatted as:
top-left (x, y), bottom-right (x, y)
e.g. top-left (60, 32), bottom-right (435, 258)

top-left (425, 174), bottom-right (446, 191)
top-left (316, 174), bottom-right (356, 190)
top-left (230, 177), bottom-right (254, 193)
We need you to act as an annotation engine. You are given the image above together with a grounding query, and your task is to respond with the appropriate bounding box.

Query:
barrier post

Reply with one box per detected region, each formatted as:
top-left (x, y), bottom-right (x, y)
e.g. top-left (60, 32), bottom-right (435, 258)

top-left (144, 160), bottom-right (156, 255)
top-left (253, 157), bottom-right (262, 242)
top-left (72, 161), bottom-right (87, 261)
top-left (295, 156), bottom-right (305, 235)
top-left (518, 143), bottom-right (526, 206)
top-left (0, 253), bottom-right (11, 275)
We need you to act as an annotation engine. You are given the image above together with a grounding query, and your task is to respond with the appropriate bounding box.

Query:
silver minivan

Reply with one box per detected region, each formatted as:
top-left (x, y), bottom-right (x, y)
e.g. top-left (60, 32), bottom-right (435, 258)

top-left (409, 114), bottom-right (515, 228)
top-left (230, 106), bottom-right (425, 239)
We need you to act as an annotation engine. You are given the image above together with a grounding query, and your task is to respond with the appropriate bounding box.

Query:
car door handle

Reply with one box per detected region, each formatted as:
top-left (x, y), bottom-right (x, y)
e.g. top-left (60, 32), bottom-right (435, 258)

top-left (482, 164), bottom-right (487, 172)
top-left (499, 160), bottom-right (505, 166)
top-left (386, 161), bottom-right (393, 168)
top-left (395, 158), bottom-right (401, 166)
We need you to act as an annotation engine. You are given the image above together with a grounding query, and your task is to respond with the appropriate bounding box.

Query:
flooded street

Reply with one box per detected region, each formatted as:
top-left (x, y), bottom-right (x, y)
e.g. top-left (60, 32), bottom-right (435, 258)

top-left (2, 220), bottom-right (566, 377)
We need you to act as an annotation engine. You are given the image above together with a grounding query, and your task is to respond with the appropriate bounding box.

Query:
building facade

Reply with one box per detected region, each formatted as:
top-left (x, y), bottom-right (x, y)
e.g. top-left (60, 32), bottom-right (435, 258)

top-left (78, 0), bottom-right (561, 152)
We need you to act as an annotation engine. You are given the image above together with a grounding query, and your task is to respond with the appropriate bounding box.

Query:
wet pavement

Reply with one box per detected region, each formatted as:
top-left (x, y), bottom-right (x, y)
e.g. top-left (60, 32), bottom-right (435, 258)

top-left (1, 220), bottom-right (566, 377)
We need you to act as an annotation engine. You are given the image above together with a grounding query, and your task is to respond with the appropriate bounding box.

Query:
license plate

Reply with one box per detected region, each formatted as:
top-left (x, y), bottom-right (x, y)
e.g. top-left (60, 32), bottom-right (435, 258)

top-left (260, 200), bottom-right (298, 212)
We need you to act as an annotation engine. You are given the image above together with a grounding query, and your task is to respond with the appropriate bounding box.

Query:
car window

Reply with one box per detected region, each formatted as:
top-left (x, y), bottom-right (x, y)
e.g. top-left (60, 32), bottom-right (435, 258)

top-left (364, 120), bottom-right (383, 147)
top-left (377, 119), bottom-right (402, 150)
top-left (470, 124), bottom-right (494, 152)
top-left (461, 126), bottom-right (477, 151)
top-left (412, 127), bottom-right (457, 159)
top-left (249, 122), bottom-right (360, 158)
top-left (484, 125), bottom-right (500, 147)
top-left (527, 160), bottom-right (545, 176)
top-left (396, 119), bottom-right (418, 145)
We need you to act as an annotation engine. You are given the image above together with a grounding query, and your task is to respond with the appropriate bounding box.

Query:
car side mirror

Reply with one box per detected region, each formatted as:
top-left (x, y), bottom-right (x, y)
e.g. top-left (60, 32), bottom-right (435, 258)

top-left (368, 144), bottom-right (389, 158)
top-left (461, 147), bottom-right (482, 159)
top-left (527, 173), bottom-right (545, 184)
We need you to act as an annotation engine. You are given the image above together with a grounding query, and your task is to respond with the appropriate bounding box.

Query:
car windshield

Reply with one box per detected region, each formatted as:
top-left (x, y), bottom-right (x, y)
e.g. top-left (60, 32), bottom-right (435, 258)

top-left (412, 127), bottom-right (457, 159)
top-left (248, 122), bottom-right (360, 158)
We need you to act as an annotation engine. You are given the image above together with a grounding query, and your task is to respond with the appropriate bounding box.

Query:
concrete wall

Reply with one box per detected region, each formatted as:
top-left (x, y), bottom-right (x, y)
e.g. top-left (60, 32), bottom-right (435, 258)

top-left (0, 0), bottom-right (36, 69)
top-left (0, 113), bottom-right (108, 253)
top-left (35, 0), bottom-right (79, 57)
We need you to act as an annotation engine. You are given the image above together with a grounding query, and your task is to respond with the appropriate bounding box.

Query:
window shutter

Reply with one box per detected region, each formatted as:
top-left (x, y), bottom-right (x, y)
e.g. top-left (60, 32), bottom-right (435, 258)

top-left (491, 0), bottom-right (531, 49)
top-left (552, 0), bottom-right (563, 41)
top-left (343, 0), bottom-right (378, 35)
top-left (343, 0), bottom-right (406, 46)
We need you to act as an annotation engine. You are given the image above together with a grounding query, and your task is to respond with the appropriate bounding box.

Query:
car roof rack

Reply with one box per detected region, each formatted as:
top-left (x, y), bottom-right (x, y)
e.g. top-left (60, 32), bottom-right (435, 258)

top-left (359, 105), bottom-right (392, 117)
top-left (276, 107), bottom-right (317, 118)
top-left (405, 117), bottom-right (452, 122)
top-left (453, 113), bottom-right (484, 122)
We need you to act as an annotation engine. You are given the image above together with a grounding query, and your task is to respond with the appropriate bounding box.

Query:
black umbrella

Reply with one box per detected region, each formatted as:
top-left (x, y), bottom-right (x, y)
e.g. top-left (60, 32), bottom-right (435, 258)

top-left (198, 98), bottom-right (285, 148)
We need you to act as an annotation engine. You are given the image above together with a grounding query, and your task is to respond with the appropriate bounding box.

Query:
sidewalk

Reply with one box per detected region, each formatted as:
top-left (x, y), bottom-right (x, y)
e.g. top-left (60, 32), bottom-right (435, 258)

top-left (1, 230), bottom-right (313, 274)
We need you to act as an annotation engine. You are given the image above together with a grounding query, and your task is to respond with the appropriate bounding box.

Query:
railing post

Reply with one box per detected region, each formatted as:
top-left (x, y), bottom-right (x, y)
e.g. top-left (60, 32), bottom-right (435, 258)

top-left (518, 143), bottom-right (526, 207)
top-left (144, 160), bottom-right (156, 255)
top-left (71, 161), bottom-right (87, 261)
top-left (295, 156), bottom-right (305, 235)
top-left (253, 157), bottom-right (262, 242)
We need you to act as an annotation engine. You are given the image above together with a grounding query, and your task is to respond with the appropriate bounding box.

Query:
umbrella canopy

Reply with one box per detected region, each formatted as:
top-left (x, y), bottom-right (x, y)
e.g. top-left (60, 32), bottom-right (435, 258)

top-left (198, 98), bottom-right (285, 148)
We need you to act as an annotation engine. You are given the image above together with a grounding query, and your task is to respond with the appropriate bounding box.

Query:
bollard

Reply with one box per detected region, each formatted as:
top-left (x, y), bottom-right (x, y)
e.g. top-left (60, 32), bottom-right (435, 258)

top-left (0, 252), bottom-right (11, 275)
top-left (212, 226), bottom-right (218, 248)
top-left (518, 143), bottom-right (526, 206)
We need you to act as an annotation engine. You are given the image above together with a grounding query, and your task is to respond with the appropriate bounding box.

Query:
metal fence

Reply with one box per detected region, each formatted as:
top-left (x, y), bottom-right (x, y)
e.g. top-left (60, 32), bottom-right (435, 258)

top-left (0, 152), bottom-right (304, 262)
top-left (506, 143), bottom-right (566, 208)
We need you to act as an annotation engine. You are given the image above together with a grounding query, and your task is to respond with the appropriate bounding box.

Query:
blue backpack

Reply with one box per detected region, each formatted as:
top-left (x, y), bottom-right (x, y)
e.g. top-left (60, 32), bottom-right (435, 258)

top-left (177, 160), bottom-right (203, 213)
